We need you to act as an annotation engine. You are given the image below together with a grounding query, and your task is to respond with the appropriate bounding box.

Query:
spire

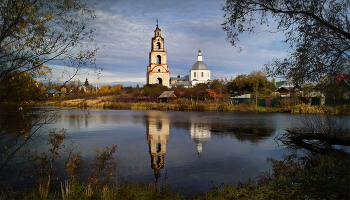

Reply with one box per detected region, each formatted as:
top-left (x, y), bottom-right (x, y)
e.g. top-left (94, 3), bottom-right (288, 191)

top-left (154, 19), bottom-right (161, 36)
top-left (197, 49), bottom-right (202, 61)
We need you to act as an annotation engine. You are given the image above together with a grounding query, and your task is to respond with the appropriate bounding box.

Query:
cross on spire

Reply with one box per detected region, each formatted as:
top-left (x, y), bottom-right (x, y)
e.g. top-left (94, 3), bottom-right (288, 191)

top-left (156, 19), bottom-right (158, 28)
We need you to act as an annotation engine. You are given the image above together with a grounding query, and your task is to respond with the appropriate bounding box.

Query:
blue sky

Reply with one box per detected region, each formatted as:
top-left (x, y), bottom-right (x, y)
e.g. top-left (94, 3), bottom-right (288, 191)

top-left (49, 0), bottom-right (289, 87)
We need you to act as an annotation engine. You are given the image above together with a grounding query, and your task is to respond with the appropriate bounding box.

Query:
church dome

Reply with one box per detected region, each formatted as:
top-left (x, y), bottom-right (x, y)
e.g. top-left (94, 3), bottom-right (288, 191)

top-left (191, 61), bottom-right (209, 70)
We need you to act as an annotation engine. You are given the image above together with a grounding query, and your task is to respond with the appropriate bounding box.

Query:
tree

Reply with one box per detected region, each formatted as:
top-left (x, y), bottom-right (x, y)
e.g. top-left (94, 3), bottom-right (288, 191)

top-left (110, 84), bottom-right (123, 94)
top-left (142, 84), bottom-right (168, 98)
top-left (222, 0), bottom-right (350, 83)
top-left (0, 71), bottom-right (42, 103)
top-left (206, 88), bottom-right (222, 101)
top-left (316, 74), bottom-right (350, 98)
top-left (99, 85), bottom-right (110, 95)
top-left (84, 78), bottom-right (90, 87)
top-left (227, 70), bottom-right (275, 96)
top-left (188, 83), bottom-right (209, 101)
top-left (0, 0), bottom-right (99, 104)
top-left (210, 79), bottom-right (229, 95)
top-left (0, 0), bottom-right (99, 180)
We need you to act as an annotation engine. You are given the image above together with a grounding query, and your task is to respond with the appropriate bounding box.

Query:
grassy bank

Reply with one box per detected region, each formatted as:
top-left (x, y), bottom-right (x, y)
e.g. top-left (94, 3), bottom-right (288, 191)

top-left (41, 96), bottom-right (350, 114)
top-left (1, 151), bottom-right (348, 199)
top-left (197, 151), bottom-right (350, 199)
top-left (0, 182), bottom-right (182, 200)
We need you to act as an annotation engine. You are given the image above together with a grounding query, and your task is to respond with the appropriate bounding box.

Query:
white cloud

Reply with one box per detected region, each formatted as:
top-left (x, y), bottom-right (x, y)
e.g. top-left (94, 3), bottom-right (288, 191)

top-left (71, 0), bottom-right (291, 85)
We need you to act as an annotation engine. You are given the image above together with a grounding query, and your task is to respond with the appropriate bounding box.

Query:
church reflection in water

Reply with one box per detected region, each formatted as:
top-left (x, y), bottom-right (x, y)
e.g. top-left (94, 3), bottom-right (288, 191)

top-left (189, 122), bottom-right (211, 157)
top-left (146, 112), bottom-right (170, 181)
top-left (146, 111), bottom-right (211, 181)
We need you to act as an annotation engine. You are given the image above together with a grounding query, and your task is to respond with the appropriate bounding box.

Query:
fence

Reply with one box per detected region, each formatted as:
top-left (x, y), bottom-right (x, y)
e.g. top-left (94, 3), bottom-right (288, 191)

top-left (230, 96), bottom-right (350, 107)
top-left (113, 98), bottom-right (160, 103)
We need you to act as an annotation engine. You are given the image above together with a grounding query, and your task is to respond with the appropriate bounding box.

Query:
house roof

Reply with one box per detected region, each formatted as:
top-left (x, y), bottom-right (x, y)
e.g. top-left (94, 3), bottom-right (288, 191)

top-left (158, 91), bottom-right (177, 98)
top-left (169, 81), bottom-right (192, 86)
top-left (275, 81), bottom-right (288, 88)
top-left (46, 90), bottom-right (60, 94)
top-left (333, 74), bottom-right (350, 84)
top-left (170, 75), bottom-right (189, 81)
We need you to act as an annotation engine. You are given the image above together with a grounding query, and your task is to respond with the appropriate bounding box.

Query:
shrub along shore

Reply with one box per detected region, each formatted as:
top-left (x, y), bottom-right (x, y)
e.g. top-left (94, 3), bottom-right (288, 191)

top-left (1, 151), bottom-right (349, 199)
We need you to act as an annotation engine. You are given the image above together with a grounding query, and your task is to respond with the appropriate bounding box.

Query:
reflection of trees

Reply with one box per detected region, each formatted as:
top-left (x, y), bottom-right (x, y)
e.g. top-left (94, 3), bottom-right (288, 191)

top-left (168, 113), bottom-right (276, 144)
top-left (210, 120), bottom-right (276, 144)
top-left (146, 111), bottom-right (169, 182)
top-left (0, 106), bottom-right (62, 185)
top-left (0, 0), bottom-right (99, 189)
top-left (212, 127), bottom-right (275, 144)
top-left (277, 115), bottom-right (350, 154)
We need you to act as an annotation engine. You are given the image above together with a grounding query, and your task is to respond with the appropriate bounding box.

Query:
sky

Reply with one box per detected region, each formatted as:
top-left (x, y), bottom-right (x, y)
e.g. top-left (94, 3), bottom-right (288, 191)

top-left (49, 0), bottom-right (290, 87)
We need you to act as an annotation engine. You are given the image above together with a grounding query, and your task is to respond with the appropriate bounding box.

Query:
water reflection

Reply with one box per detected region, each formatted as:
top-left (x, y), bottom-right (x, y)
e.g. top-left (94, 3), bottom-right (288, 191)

top-left (146, 112), bottom-right (169, 181)
top-left (190, 123), bottom-right (211, 157)
top-left (3, 109), bottom-right (349, 195)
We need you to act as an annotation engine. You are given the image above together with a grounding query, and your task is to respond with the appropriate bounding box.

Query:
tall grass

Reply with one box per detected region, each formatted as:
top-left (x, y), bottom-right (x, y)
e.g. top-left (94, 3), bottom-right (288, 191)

top-left (0, 182), bottom-right (182, 200)
top-left (196, 152), bottom-right (350, 199)
top-left (1, 148), bottom-right (348, 199)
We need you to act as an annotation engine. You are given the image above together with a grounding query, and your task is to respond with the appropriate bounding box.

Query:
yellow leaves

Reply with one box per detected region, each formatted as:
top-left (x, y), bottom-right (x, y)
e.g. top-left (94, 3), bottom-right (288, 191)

top-left (25, 6), bottom-right (35, 12)
top-left (18, 107), bottom-right (23, 111)
top-left (46, 68), bottom-right (52, 74)
top-left (45, 14), bottom-right (53, 20)
top-left (4, 145), bottom-right (7, 150)
top-left (34, 63), bottom-right (52, 76)
top-left (35, 82), bottom-right (39, 87)
top-left (99, 85), bottom-right (110, 94)
top-left (111, 85), bottom-right (122, 92)
top-left (206, 89), bottom-right (223, 99)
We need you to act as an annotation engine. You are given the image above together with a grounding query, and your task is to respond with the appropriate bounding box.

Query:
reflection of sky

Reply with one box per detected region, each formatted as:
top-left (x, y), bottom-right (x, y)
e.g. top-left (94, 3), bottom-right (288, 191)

top-left (38, 110), bottom-right (350, 195)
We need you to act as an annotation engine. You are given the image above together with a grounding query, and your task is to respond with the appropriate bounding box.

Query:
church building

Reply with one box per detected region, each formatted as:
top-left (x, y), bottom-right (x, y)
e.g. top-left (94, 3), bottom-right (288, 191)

top-left (170, 49), bottom-right (211, 87)
top-left (146, 22), bottom-right (170, 87)
top-left (146, 23), bottom-right (211, 87)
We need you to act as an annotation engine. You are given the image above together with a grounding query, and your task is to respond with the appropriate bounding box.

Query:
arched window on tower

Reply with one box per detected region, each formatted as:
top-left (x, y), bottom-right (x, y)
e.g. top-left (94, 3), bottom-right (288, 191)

top-left (156, 143), bottom-right (161, 153)
top-left (194, 72), bottom-right (196, 77)
top-left (156, 42), bottom-right (160, 49)
top-left (156, 78), bottom-right (163, 85)
top-left (201, 72), bottom-right (204, 77)
top-left (157, 55), bottom-right (161, 64)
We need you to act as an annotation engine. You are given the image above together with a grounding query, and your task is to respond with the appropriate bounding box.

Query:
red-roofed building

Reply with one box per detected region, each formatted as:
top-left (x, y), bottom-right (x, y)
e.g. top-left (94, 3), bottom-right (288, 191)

top-left (319, 74), bottom-right (350, 98)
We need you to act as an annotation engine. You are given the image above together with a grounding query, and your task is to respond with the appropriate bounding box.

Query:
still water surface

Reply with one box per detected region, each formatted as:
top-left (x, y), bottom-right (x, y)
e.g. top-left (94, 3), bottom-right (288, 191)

top-left (40, 109), bottom-right (324, 195)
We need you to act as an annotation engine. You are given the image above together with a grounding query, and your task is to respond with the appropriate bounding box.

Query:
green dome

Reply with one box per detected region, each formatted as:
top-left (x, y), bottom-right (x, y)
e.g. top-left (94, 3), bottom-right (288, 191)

top-left (191, 61), bottom-right (209, 70)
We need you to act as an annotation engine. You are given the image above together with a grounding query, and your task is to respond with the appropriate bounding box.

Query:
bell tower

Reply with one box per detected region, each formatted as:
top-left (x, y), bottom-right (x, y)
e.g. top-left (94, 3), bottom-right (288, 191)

top-left (147, 20), bottom-right (169, 87)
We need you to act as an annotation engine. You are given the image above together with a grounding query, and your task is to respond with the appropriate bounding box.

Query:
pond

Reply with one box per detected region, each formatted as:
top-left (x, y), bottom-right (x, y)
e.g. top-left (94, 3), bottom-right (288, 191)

top-left (2, 109), bottom-right (349, 195)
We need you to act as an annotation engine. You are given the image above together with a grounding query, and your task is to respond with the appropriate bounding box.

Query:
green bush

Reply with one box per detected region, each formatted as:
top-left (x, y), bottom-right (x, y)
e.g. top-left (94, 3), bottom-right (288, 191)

top-left (179, 104), bottom-right (189, 111)
top-left (217, 103), bottom-right (228, 111)
top-left (192, 104), bottom-right (204, 111)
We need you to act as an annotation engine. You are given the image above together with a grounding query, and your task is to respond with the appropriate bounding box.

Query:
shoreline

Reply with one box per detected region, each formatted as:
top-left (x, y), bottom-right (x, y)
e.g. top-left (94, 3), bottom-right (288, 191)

top-left (41, 97), bottom-right (350, 114)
